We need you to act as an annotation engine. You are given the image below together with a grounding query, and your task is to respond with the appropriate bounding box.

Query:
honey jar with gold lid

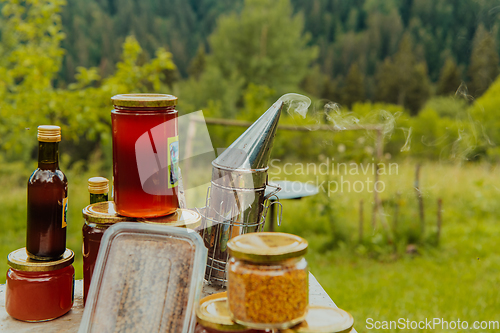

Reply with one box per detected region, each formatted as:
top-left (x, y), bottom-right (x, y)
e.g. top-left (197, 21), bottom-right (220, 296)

top-left (82, 201), bottom-right (131, 303)
top-left (227, 232), bottom-right (309, 330)
top-left (111, 93), bottom-right (179, 218)
top-left (5, 248), bottom-right (75, 322)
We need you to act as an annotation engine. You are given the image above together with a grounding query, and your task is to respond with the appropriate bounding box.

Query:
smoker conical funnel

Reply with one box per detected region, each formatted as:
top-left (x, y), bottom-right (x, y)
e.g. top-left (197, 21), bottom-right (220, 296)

top-left (213, 100), bottom-right (283, 171)
top-left (201, 99), bottom-right (284, 285)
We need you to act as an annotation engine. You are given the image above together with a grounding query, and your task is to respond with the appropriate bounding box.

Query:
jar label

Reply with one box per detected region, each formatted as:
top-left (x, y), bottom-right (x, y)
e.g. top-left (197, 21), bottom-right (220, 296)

top-left (62, 196), bottom-right (68, 228)
top-left (168, 136), bottom-right (179, 188)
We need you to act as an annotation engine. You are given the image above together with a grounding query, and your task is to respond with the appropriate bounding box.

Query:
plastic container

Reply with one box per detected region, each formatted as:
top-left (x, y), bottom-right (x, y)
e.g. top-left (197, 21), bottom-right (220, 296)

top-left (82, 201), bottom-right (130, 304)
top-left (195, 292), bottom-right (266, 333)
top-left (79, 222), bottom-right (208, 333)
top-left (5, 248), bottom-right (74, 322)
top-left (111, 94), bottom-right (179, 218)
top-left (227, 232), bottom-right (309, 329)
top-left (287, 305), bottom-right (354, 333)
top-left (140, 208), bottom-right (201, 229)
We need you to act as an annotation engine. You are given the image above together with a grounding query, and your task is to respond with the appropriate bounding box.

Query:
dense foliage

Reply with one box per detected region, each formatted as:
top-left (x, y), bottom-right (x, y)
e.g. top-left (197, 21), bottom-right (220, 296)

top-left (0, 0), bottom-right (499, 167)
top-left (51, 0), bottom-right (500, 100)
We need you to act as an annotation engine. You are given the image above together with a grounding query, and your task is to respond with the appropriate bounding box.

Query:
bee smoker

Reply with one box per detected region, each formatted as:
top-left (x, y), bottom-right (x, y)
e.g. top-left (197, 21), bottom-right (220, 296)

top-left (199, 100), bottom-right (283, 285)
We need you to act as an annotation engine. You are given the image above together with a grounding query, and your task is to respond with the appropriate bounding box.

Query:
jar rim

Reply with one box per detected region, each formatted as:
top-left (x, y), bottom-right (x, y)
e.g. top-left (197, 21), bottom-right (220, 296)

top-left (111, 94), bottom-right (177, 108)
top-left (228, 232), bottom-right (308, 263)
top-left (289, 306), bottom-right (354, 333)
top-left (139, 209), bottom-right (201, 228)
top-left (83, 201), bottom-right (131, 224)
top-left (8, 248), bottom-right (74, 272)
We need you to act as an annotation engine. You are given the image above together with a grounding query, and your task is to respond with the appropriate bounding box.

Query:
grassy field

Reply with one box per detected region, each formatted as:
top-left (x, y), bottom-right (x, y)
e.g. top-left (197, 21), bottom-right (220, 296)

top-left (270, 159), bottom-right (500, 332)
top-left (1, 159), bottom-right (499, 332)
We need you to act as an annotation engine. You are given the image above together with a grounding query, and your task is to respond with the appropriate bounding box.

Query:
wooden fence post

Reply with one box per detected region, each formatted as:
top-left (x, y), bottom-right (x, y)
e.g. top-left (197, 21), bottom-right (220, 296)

top-left (393, 191), bottom-right (401, 233)
top-left (371, 129), bottom-right (384, 230)
top-left (359, 199), bottom-right (364, 242)
top-left (437, 198), bottom-right (443, 245)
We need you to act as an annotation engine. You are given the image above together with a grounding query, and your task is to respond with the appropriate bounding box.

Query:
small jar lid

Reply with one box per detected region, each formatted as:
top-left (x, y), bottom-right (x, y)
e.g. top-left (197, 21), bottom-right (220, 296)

top-left (289, 306), bottom-right (354, 333)
top-left (227, 232), bottom-right (308, 263)
top-left (88, 177), bottom-right (109, 194)
top-left (37, 125), bottom-right (61, 142)
top-left (197, 292), bottom-right (249, 332)
top-left (8, 248), bottom-right (74, 272)
top-left (83, 201), bottom-right (131, 224)
top-left (140, 209), bottom-right (201, 229)
top-left (111, 94), bottom-right (178, 108)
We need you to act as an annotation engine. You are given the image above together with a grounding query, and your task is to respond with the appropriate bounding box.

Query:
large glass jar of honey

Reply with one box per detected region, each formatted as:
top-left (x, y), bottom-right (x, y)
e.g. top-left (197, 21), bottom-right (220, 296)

top-left (82, 201), bottom-right (130, 304)
top-left (227, 232), bottom-right (309, 330)
top-left (5, 248), bottom-right (74, 322)
top-left (111, 94), bottom-right (180, 218)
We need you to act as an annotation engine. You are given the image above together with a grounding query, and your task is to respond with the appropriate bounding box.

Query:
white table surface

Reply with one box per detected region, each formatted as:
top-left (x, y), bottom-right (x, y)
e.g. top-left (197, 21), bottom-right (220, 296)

top-left (0, 274), bottom-right (356, 332)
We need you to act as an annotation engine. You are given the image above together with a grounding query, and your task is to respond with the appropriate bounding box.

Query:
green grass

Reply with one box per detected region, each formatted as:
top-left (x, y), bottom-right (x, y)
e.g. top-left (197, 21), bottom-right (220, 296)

top-left (1, 159), bottom-right (499, 332)
top-left (268, 160), bottom-right (500, 332)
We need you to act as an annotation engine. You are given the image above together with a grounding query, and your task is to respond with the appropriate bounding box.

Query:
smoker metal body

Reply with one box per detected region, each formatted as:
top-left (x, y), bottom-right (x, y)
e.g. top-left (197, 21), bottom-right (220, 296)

top-left (199, 100), bottom-right (284, 285)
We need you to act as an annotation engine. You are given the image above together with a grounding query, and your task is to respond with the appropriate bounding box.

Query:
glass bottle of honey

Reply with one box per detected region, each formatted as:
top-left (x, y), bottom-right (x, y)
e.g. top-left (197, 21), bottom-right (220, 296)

top-left (26, 125), bottom-right (68, 260)
top-left (88, 177), bottom-right (109, 204)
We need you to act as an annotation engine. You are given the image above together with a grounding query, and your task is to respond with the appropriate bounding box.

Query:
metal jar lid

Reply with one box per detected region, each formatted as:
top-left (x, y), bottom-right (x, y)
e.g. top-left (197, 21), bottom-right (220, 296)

top-left (37, 125), bottom-right (61, 142)
top-left (140, 208), bottom-right (201, 229)
top-left (111, 94), bottom-right (178, 108)
top-left (88, 177), bottom-right (109, 194)
top-left (8, 248), bottom-right (74, 272)
top-left (227, 232), bottom-right (308, 263)
top-left (83, 201), bottom-right (130, 224)
top-left (288, 306), bottom-right (354, 333)
top-left (196, 292), bottom-right (249, 332)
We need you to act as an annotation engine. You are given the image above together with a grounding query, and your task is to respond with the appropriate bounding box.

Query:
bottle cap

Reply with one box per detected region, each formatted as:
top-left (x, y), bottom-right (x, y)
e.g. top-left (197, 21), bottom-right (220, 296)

top-left (37, 125), bottom-right (61, 142)
top-left (88, 177), bottom-right (109, 194)
top-left (111, 94), bottom-right (178, 108)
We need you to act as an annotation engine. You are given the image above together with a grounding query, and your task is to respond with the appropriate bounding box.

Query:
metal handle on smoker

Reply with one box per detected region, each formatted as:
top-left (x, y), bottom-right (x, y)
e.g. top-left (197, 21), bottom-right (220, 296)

top-left (262, 183), bottom-right (283, 227)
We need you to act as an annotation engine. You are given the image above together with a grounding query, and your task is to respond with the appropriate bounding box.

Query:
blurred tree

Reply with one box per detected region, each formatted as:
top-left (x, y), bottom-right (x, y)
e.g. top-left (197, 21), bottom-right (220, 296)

top-left (436, 57), bottom-right (462, 96)
top-left (0, 0), bottom-right (177, 165)
top-left (300, 65), bottom-right (327, 100)
top-left (0, 0), bottom-right (67, 161)
top-left (467, 24), bottom-right (499, 98)
top-left (207, 0), bottom-right (318, 92)
top-left (341, 63), bottom-right (365, 108)
top-left (375, 34), bottom-right (431, 115)
top-left (178, 0), bottom-right (318, 119)
top-left (188, 45), bottom-right (207, 79)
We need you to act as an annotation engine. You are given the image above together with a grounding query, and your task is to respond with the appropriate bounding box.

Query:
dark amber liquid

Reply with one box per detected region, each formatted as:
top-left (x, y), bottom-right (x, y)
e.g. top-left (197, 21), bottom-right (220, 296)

top-left (112, 107), bottom-right (179, 217)
top-left (26, 160), bottom-right (68, 260)
top-left (6, 266), bottom-right (74, 322)
top-left (82, 222), bottom-right (109, 304)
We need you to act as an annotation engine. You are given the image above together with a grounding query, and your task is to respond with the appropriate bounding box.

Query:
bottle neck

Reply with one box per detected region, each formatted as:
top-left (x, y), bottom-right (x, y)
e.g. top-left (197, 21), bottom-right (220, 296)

top-left (38, 141), bottom-right (59, 169)
top-left (90, 192), bottom-right (109, 204)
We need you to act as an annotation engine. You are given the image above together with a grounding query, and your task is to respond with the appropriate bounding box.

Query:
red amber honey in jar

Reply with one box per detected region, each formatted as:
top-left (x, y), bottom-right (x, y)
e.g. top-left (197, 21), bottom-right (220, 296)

top-left (5, 248), bottom-right (75, 322)
top-left (82, 201), bottom-right (130, 304)
top-left (111, 94), bottom-right (180, 218)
